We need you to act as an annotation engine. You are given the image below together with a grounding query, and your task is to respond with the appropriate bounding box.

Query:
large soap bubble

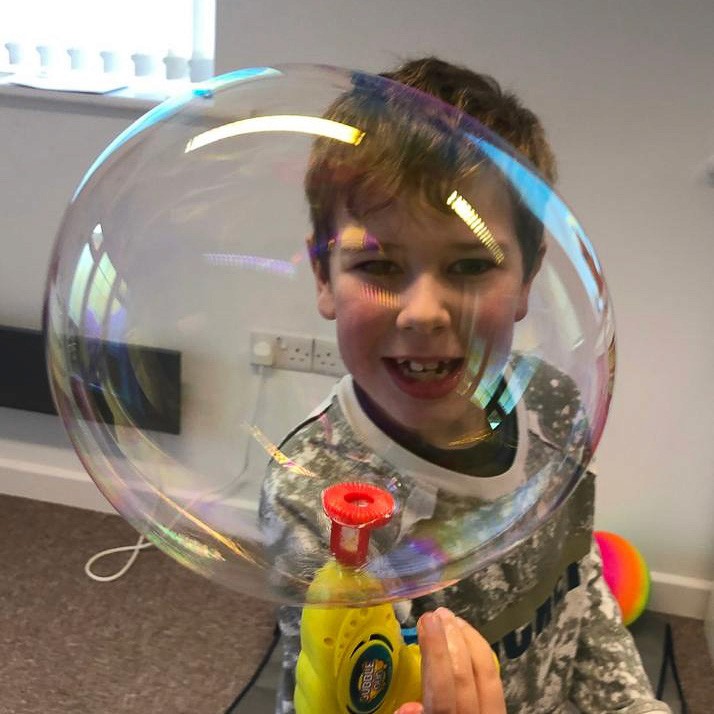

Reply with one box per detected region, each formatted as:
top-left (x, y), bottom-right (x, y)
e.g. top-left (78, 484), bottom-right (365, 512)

top-left (45, 64), bottom-right (615, 606)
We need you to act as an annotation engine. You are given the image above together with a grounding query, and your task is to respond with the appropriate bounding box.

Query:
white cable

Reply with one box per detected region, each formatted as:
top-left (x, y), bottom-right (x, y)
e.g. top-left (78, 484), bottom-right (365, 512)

top-left (83, 364), bottom-right (268, 582)
top-left (84, 533), bottom-right (154, 582)
top-left (202, 364), bottom-right (267, 498)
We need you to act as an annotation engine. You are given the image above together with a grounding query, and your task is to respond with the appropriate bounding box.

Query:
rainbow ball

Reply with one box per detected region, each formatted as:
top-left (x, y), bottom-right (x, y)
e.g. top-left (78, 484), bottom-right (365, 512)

top-left (594, 531), bottom-right (651, 626)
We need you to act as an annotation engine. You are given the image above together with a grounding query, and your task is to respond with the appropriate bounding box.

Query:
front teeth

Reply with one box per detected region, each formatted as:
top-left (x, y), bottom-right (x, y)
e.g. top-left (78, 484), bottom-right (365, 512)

top-left (396, 359), bottom-right (452, 377)
top-left (410, 360), bottom-right (437, 372)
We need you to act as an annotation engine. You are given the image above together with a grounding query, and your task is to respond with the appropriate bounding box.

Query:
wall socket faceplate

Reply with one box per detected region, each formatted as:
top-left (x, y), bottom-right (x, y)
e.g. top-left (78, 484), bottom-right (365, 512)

top-left (312, 337), bottom-right (347, 377)
top-left (250, 330), bottom-right (346, 377)
top-left (250, 330), bottom-right (313, 372)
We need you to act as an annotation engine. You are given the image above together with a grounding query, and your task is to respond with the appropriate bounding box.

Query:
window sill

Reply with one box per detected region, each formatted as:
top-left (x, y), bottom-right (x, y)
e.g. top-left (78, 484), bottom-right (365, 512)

top-left (0, 72), bottom-right (191, 116)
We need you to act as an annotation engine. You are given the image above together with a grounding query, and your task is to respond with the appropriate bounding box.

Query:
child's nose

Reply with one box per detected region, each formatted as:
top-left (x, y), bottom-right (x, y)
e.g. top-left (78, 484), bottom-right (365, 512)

top-left (395, 275), bottom-right (452, 333)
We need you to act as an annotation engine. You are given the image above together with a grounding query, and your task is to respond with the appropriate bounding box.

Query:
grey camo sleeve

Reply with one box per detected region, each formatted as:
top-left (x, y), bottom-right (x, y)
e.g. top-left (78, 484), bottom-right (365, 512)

top-left (570, 542), bottom-right (672, 713)
top-left (275, 605), bottom-right (300, 714)
top-left (259, 458), bottom-right (328, 714)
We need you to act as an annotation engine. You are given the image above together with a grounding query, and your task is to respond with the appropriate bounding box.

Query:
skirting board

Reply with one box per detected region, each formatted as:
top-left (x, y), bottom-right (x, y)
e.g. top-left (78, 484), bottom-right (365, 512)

top-left (0, 452), bottom-right (116, 514)
top-left (647, 570), bottom-right (714, 621)
top-left (1, 450), bottom-right (712, 621)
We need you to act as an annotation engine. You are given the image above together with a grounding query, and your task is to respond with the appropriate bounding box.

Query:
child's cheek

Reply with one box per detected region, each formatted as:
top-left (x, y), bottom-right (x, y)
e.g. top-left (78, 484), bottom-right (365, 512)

top-left (340, 284), bottom-right (398, 323)
top-left (341, 310), bottom-right (386, 346)
top-left (469, 289), bottom-right (520, 335)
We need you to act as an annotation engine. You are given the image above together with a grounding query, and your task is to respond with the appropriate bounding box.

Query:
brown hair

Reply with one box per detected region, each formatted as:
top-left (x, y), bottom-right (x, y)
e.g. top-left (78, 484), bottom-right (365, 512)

top-left (306, 56), bottom-right (557, 279)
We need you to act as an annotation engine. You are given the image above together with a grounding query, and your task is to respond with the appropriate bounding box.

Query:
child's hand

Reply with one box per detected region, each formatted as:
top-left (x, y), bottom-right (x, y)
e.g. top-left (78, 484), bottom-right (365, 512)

top-left (394, 608), bottom-right (506, 714)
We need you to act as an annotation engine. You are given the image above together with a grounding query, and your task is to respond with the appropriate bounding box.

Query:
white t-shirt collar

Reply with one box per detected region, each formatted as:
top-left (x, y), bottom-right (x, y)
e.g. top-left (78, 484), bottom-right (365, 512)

top-left (336, 375), bottom-right (529, 501)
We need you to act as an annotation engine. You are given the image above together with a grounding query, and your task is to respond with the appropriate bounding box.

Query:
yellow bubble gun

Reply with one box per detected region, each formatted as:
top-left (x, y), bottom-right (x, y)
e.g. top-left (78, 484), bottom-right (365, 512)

top-left (295, 482), bottom-right (422, 714)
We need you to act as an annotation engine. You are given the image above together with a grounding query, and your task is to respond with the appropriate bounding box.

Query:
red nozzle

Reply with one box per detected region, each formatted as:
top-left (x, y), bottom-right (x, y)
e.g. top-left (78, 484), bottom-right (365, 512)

top-left (322, 482), bottom-right (395, 567)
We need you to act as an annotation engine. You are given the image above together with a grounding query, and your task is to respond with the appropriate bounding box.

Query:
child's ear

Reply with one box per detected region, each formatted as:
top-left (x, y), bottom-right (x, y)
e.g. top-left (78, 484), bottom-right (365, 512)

top-left (307, 235), bottom-right (336, 320)
top-left (515, 244), bottom-right (545, 322)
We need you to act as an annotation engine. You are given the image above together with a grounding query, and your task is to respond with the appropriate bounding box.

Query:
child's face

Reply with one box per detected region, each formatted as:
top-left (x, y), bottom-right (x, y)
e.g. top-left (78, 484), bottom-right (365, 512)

top-left (312, 178), bottom-right (538, 447)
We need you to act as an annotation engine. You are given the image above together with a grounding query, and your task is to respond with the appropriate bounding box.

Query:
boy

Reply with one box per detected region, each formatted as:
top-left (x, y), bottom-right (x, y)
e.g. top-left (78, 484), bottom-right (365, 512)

top-left (260, 57), bottom-right (670, 713)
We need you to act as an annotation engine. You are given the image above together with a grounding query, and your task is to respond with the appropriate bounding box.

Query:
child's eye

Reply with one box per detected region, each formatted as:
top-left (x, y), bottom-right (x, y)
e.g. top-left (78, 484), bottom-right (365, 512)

top-left (353, 259), bottom-right (401, 276)
top-left (449, 258), bottom-right (495, 276)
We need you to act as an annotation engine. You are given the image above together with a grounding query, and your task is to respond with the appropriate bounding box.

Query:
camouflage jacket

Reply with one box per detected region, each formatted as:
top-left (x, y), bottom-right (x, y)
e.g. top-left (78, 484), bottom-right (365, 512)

top-left (259, 365), bottom-right (670, 714)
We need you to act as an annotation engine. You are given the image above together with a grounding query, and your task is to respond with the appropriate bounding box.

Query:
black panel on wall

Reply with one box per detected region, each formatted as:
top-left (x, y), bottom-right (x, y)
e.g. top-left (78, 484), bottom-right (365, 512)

top-left (0, 326), bottom-right (181, 435)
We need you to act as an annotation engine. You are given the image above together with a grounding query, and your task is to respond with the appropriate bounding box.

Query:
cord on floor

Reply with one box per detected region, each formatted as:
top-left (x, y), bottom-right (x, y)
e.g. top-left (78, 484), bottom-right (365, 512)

top-left (656, 622), bottom-right (688, 713)
top-left (84, 533), bottom-right (154, 582)
top-left (224, 622), bottom-right (281, 714)
top-left (83, 366), bottom-right (267, 582)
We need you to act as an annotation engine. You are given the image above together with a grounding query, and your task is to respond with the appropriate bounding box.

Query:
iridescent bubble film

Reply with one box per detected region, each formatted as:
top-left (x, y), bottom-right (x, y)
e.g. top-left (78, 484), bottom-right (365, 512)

top-left (45, 64), bottom-right (615, 606)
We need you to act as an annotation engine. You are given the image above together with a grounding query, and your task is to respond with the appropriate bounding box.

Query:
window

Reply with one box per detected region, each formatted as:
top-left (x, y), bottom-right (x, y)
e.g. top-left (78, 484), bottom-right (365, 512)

top-left (0, 0), bottom-right (215, 90)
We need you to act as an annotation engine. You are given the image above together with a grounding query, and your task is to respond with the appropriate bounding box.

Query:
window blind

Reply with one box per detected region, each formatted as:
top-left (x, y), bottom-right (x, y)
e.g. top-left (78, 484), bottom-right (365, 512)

top-left (0, 0), bottom-right (215, 83)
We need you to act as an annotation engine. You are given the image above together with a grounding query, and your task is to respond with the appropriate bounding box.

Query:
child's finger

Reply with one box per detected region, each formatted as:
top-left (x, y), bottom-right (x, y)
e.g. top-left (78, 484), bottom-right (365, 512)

top-left (436, 608), bottom-right (481, 713)
top-left (393, 704), bottom-right (424, 714)
top-left (418, 611), bottom-right (456, 711)
top-left (418, 608), bottom-right (480, 714)
top-left (455, 617), bottom-right (506, 714)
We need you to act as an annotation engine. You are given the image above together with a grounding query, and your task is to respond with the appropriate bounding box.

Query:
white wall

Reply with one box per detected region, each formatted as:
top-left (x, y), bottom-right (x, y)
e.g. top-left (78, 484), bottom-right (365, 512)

top-left (216, 0), bottom-right (714, 586)
top-left (1, 0), bottom-right (712, 612)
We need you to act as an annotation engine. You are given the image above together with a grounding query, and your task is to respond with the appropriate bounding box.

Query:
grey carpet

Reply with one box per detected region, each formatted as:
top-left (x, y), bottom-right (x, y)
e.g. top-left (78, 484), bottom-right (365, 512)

top-left (629, 610), bottom-right (714, 714)
top-left (668, 612), bottom-right (714, 713)
top-left (0, 494), bottom-right (277, 714)
top-left (2, 493), bottom-right (712, 713)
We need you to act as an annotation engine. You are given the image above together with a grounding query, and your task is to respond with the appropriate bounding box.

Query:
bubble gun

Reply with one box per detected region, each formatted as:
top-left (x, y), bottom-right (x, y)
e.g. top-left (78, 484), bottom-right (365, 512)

top-left (295, 482), bottom-right (422, 714)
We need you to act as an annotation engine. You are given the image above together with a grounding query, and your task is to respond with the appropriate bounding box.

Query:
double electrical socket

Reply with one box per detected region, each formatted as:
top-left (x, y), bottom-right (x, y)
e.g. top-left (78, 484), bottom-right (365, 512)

top-left (250, 330), bottom-right (346, 377)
